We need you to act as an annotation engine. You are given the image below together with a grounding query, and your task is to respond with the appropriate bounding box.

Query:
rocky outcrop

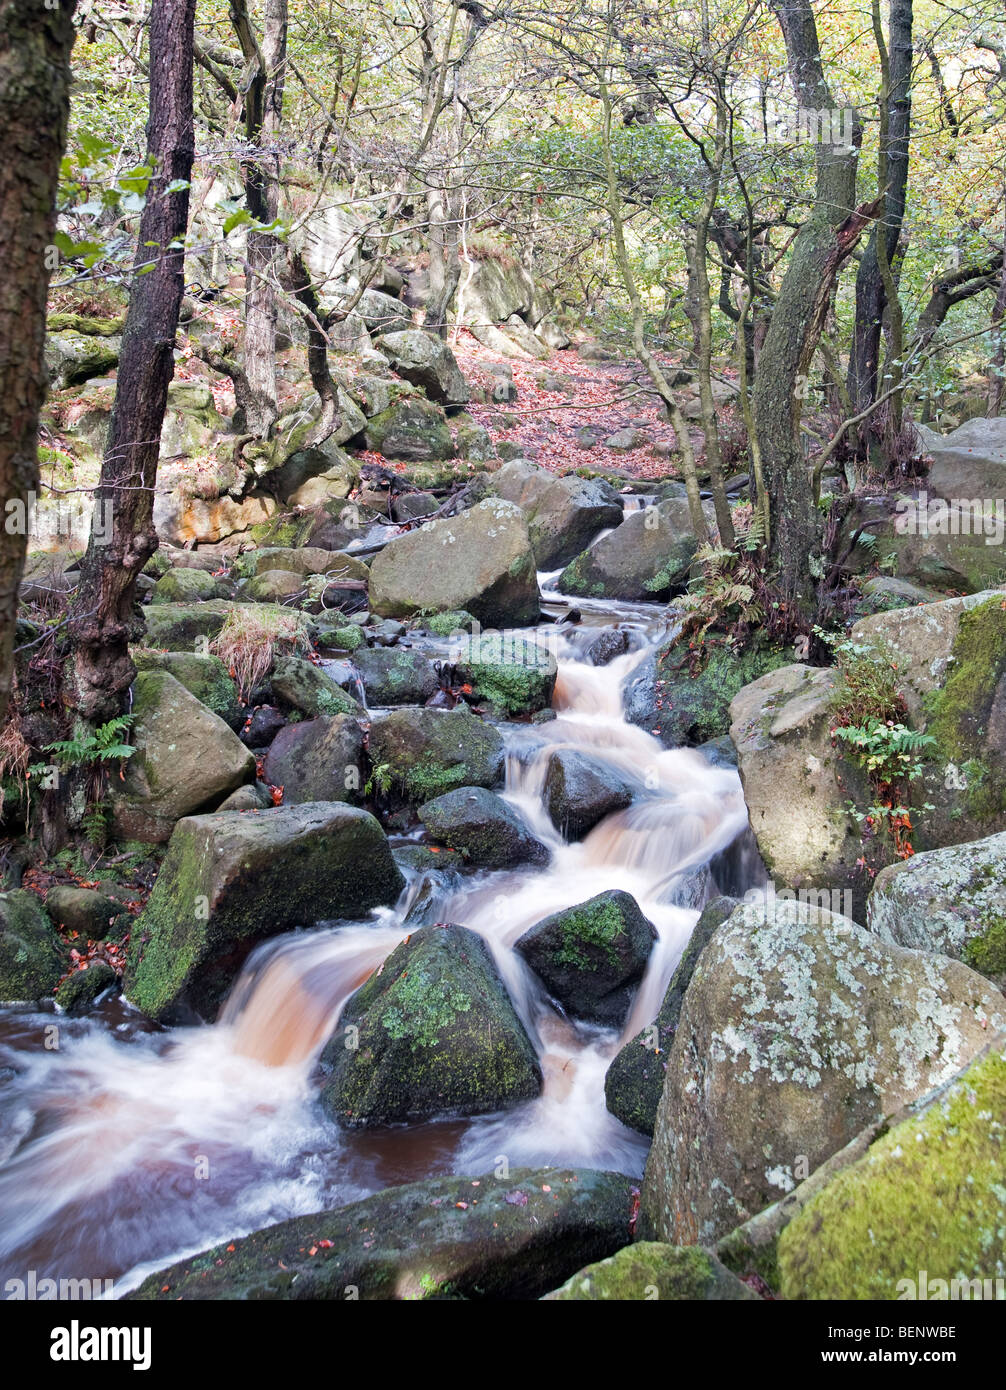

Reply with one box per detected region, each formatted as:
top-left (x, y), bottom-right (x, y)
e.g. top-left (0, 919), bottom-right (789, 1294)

top-left (373, 329), bottom-right (469, 406)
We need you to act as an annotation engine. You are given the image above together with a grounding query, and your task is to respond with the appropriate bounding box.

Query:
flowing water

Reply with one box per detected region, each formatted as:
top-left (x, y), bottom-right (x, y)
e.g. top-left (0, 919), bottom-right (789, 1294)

top-left (0, 592), bottom-right (760, 1296)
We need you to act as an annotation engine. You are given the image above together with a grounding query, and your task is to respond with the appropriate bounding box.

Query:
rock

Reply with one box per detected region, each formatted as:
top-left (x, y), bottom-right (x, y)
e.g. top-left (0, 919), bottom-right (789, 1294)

top-left (44, 886), bottom-right (130, 941)
top-left (368, 705), bottom-right (504, 805)
top-left (0, 890), bottom-right (68, 1002)
top-left (640, 898), bottom-right (1006, 1246)
top-left (110, 671), bottom-right (256, 843)
top-left (262, 444), bottom-right (359, 507)
top-left (262, 715), bottom-right (365, 804)
top-left (240, 705), bottom-right (286, 748)
top-left (215, 782), bottom-right (273, 812)
top-left (868, 830), bottom-right (1006, 988)
top-left (542, 750), bottom-right (634, 840)
top-left (419, 787), bottom-right (549, 868)
top-left (270, 656), bottom-right (363, 718)
top-left (582, 629), bottom-right (630, 665)
top-left (368, 498), bottom-right (540, 627)
top-left (542, 1242), bottom-right (757, 1301)
top-left (125, 802), bottom-right (405, 1021)
top-left (127, 1166), bottom-right (636, 1301)
top-left (391, 491), bottom-right (437, 522)
top-left (150, 567), bottom-right (229, 605)
top-left (45, 330), bottom-right (120, 389)
top-left (604, 427), bottom-right (648, 452)
top-left (242, 569), bottom-right (305, 604)
top-left (858, 575), bottom-right (942, 612)
top-left (373, 329), bottom-right (469, 406)
top-left (625, 637), bottom-right (788, 749)
top-left (558, 499), bottom-right (701, 600)
top-left (919, 416), bottom-right (1006, 499)
top-left (56, 960), bottom-right (117, 1014)
top-left (320, 922), bottom-right (541, 1125)
top-left (154, 491), bottom-right (277, 548)
top-left (515, 890), bottom-right (656, 1026)
top-left (604, 897), bottom-right (737, 1135)
top-left (363, 397), bottom-right (455, 461)
top-left (352, 647), bottom-right (440, 706)
top-left (132, 650), bottom-right (243, 730)
top-left (141, 600), bottom-right (233, 650)
top-left (235, 546), bottom-right (369, 582)
top-left (451, 631), bottom-right (557, 716)
top-left (339, 286), bottom-right (412, 335)
top-left (344, 372), bottom-right (419, 418)
top-left (776, 1031), bottom-right (1006, 1300)
top-left (490, 460), bottom-right (623, 568)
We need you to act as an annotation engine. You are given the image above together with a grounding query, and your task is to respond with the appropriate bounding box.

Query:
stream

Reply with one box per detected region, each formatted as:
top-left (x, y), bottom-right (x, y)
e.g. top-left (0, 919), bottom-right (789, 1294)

top-left (0, 585), bottom-right (760, 1297)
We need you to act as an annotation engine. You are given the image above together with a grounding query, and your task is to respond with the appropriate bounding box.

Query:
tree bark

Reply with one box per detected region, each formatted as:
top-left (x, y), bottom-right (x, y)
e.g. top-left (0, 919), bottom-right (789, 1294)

top-left (67, 0), bottom-right (196, 722)
top-left (0, 0), bottom-right (77, 727)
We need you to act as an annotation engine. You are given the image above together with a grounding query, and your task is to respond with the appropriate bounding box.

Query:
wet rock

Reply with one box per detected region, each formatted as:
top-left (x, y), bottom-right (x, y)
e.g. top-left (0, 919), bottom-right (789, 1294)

top-left (368, 498), bottom-right (540, 627)
top-left (543, 750), bottom-right (634, 840)
top-left (542, 1241), bottom-right (756, 1300)
top-left (127, 1166), bottom-right (636, 1300)
top-left (45, 886), bottom-right (130, 941)
top-left (320, 922), bottom-right (541, 1125)
top-left (451, 630), bottom-right (557, 716)
top-left (367, 705), bottom-right (504, 806)
top-left (56, 960), bottom-right (117, 1014)
top-left (270, 656), bottom-right (363, 718)
top-left (583, 629), bottom-right (630, 666)
top-left (240, 705), bottom-right (286, 748)
top-left (263, 715), bottom-right (365, 804)
top-left (558, 498), bottom-right (701, 601)
top-left (515, 889), bottom-right (655, 1027)
top-left (0, 890), bottom-right (68, 1003)
top-left (373, 329), bottom-right (469, 406)
top-left (125, 802), bottom-right (405, 1022)
top-left (132, 650), bottom-right (243, 730)
top-left (604, 897), bottom-right (737, 1135)
top-left (640, 898), bottom-right (1006, 1246)
top-left (215, 782), bottom-right (274, 812)
top-left (110, 671), bottom-right (256, 843)
top-left (419, 787), bottom-right (549, 868)
top-left (352, 648), bottom-right (439, 706)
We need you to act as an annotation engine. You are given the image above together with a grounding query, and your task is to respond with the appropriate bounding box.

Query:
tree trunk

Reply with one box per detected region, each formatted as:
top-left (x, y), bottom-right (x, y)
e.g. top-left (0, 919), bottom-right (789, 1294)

top-left (424, 183), bottom-right (462, 338)
top-left (0, 0), bottom-right (77, 727)
top-left (67, 0), bottom-right (196, 722)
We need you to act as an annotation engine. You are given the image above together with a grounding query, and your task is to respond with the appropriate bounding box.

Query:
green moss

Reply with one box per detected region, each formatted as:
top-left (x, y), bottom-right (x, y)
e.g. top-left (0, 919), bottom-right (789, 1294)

top-left (544, 1242), bottom-right (754, 1300)
top-left (554, 899), bottom-right (626, 971)
top-left (423, 610), bottom-right (478, 636)
top-left (963, 914), bottom-right (1006, 978)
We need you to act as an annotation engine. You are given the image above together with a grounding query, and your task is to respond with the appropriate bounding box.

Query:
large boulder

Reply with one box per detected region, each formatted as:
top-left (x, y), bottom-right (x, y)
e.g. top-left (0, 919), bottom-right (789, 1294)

top-left (127, 1166), bottom-right (636, 1301)
top-left (542, 1242), bottom-right (756, 1301)
top-left (542, 749), bottom-right (634, 840)
top-left (451, 631), bottom-right (557, 716)
top-left (557, 498), bottom-right (702, 600)
top-left (234, 546), bottom-right (369, 583)
top-left (351, 647), bottom-right (440, 706)
top-left (515, 890), bottom-right (656, 1027)
top-left (367, 705), bottom-right (504, 805)
top-left (270, 656), bottom-right (363, 718)
top-left (0, 891), bottom-right (68, 1003)
top-left (776, 1031), bottom-right (1006, 1300)
top-left (368, 498), bottom-right (540, 627)
top-left (150, 567), bottom-right (230, 605)
top-left (490, 460), bottom-right (623, 568)
top-left (373, 328), bottom-right (469, 406)
top-left (640, 899), bottom-right (1006, 1246)
top-left (320, 922), bottom-right (541, 1125)
top-left (45, 885), bottom-right (131, 941)
top-left (141, 599), bottom-right (233, 650)
top-left (919, 416), bottom-right (1006, 499)
top-left (132, 650), bottom-right (243, 730)
top-left (111, 671), bottom-right (256, 842)
top-left (419, 787), bottom-right (549, 868)
top-left (125, 802), bottom-right (405, 1022)
top-left (262, 715), bottom-right (365, 804)
top-left (362, 397), bottom-right (455, 462)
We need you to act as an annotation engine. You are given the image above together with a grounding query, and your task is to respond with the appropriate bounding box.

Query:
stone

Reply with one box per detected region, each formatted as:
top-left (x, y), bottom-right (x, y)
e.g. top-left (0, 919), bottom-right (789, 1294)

top-left (44, 886), bottom-right (130, 941)
top-left (150, 567), bottom-right (229, 605)
top-left (0, 890), bottom-right (68, 1002)
top-left (132, 650), bottom-right (243, 730)
top-left (270, 656), bottom-right (363, 718)
top-left (542, 1242), bottom-right (756, 1301)
top-left (56, 960), bottom-right (118, 1014)
top-left (419, 787), bottom-right (550, 868)
top-left (363, 397), bottom-right (455, 462)
top-left (542, 750), bottom-right (634, 840)
top-left (351, 647), bottom-right (440, 706)
top-left (490, 459), bottom-right (623, 568)
top-left (367, 705), bottom-right (505, 806)
top-left (558, 498), bottom-right (701, 600)
top-left (373, 329), bottom-right (469, 406)
top-left (262, 715), bottom-right (365, 804)
top-left (451, 631), bottom-right (557, 716)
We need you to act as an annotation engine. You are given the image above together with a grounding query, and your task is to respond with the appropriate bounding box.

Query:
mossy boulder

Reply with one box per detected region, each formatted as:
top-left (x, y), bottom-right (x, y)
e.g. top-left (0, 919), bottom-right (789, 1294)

top-left (0, 890), bottom-right (68, 1002)
top-left (270, 656), bottom-right (363, 718)
top-left (140, 600), bottom-right (233, 651)
top-left (777, 1031), bottom-right (1006, 1300)
top-left (367, 705), bottom-right (504, 806)
top-left (604, 896), bottom-right (737, 1136)
top-left (419, 787), bottom-right (549, 868)
top-left (55, 960), bottom-right (117, 1014)
top-left (368, 498), bottom-right (540, 628)
top-left (451, 631), bottom-right (557, 716)
top-left (150, 567), bottom-right (230, 605)
top-left (132, 649), bottom-right (243, 730)
top-left (45, 330), bottom-right (120, 389)
top-left (557, 498), bottom-right (702, 601)
top-left (363, 397), bottom-right (455, 461)
top-left (542, 749), bottom-right (634, 840)
top-left (490, 459), bottom-right (623, 568)
top-left (373, 328), bottom-right (469, 407)
top-left (352, 647), bottom-right (439, 706)
top-left (242, 569), bottom-right (305, 604)
top-left (233, 547), bottom-right (368, 582)
top-left (419, 609), bottom-right (478, 637)
top-left (111, 671), bottom-right (256, 843)
top-left (639, 898), bottom-right (1006, 1247)
top-left (127, 1165), bottom-right (636, 1300)
top-left (542, 1241), bottom-right (756, 1301)
top-left (320, 922), bottom-right (541, 1126)
top-left (262, 715), bottom-right (365, 804)
top-left (44, 885), bottom-right (131, 941)
top-left (515, 890), bottom-right (656, 1027)
top-left (125, 802), bottom-right (405, 1022)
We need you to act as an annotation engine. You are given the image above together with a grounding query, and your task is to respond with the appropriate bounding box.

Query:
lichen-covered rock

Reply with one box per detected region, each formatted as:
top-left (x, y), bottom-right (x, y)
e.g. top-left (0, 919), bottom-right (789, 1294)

top-left (150, 567), bottom-right (230, 605)
top-left (0, 890), bottom-right (68, 1002)
top-left (367, 705), bottom-right (504, 805)
top-left (127, 1166), bottom-right (635, 1300)
top-left (56, 960), bottom-right (117, 1014)
top-left (262, 715), bottom-right (365, 804)
top-left (777, 1031), bottom-right (1006, 1300)
top-left (368, 498), bottom-right (540, 627)
top-left (320, 922), bottom-right (541, 1125)
top-left (352, 647), bottom-right (440, 706)
top-left (419, 787), bottom-right (549, 868)
top-left (111, 671), bottom-right (256, 842)
top-left (490, 459), bottom-right (623, 568)
top-left (44, 885), bottom-right (131, 941)
top-left (125, 802), bottom-right (405, 1022)
top-left (362, 396), bottom-right (455, 461)
top-left (557, 498), bottom-right (701, 601)
top-left (542, 750), bottom-right (634, 840)
top-left (542, 1241), bottom-right (757, 1301)
top-left (451, 631), bottom-right (557, 716)
top-left (640, 898), bottom-right (1006, 1247)
top-left (604, 897), bottom-right (737, 1135)
top-left (373, 328), bottom-right (469, 406)
top-left (270, 656), bottom-right (363, 718)
top-left (515, 890), bottom-right (655, 1026)
top-left (132, 649), bottom-right (243, 730)
top-left (868, 830), bottom-right (1006, 989)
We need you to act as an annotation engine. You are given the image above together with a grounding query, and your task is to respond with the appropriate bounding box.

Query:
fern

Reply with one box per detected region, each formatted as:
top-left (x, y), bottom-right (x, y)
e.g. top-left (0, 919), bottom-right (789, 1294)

top-left (30, 715), bottom-right (136, 776)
